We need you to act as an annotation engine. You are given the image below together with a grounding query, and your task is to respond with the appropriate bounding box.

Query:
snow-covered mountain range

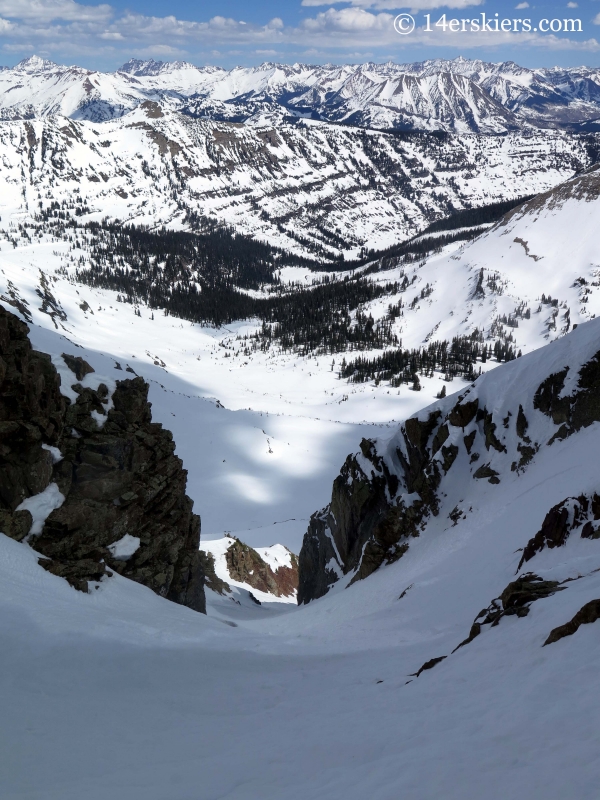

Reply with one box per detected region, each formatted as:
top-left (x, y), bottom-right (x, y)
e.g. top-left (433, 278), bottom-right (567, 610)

top-left (0, 103), bottom-right (595, 259)
top-left (3, 54), bottom-right (600, 133)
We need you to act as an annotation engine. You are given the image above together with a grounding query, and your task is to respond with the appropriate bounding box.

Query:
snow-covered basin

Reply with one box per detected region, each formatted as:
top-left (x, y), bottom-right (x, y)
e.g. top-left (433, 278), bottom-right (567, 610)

top-left (1, 271), bottom-right (454, 553)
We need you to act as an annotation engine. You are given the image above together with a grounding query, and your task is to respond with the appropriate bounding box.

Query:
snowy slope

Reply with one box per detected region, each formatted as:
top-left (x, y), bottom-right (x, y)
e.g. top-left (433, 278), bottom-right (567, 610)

top-left (3, 318), bottom-right (600, 798)
top-left (339, 163), bottom-right (600, 378)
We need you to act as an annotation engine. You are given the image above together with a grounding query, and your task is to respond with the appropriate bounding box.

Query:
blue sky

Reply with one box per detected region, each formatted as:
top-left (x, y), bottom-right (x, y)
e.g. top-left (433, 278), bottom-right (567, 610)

top-left (1, 0), bottom-right (599, 70)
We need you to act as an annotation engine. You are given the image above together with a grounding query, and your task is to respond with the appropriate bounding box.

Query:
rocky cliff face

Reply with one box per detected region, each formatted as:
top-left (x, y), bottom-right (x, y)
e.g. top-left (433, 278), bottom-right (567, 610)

top-left (0, 306), bottom-right (205, 611)
top-left (225, 538), bottom-right (298, 599)
top-left (198, 536), bottom-right (299, 606)
top-left (298, 321), bottom-right (600, 604)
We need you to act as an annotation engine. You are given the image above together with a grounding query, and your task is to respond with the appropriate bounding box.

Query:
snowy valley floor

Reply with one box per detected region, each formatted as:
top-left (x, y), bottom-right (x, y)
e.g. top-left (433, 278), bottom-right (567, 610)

top-left (1, 242), bottom-right (472, 554)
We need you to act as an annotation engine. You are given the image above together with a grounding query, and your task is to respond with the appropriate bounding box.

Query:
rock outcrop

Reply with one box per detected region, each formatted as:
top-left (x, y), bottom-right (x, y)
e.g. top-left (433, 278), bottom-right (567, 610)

top-left (298, 333), bottom-right (600, 604)
top-left (199, 550), bottom-right (231, 596)
top-left (518, 493), bottom-right (600, 570)
top-left (298, 407), bottom-right (458, 604)
top-left (0, 305), bottom-right (205, 611)
top-left (0, 307), bottom-right (66, 524)
top-left (533, 351), bottom-right (600, 442)
top-left (544, 599), bottom-right (600, 645)
top-left (407, 572), bottom-right (568, 678)
top-left (225, 538), bottom-right (298, 598)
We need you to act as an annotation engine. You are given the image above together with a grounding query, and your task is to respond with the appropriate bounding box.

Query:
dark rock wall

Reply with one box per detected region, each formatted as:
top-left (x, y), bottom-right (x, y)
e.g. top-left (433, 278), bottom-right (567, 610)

top-left (298, 345), bottom-right (600, 604)
top-left (0, 307), bottom-right (66, 516)
top-left (0, 306), bottom-right (205, 612)
top-left (298, 416), bottom-right (439, 605)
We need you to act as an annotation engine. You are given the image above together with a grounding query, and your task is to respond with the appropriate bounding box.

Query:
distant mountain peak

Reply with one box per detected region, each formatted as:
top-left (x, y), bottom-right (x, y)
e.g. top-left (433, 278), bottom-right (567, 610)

top-left (118, 58), bottom-right (165, 76)
top-left (15, 55), bottom-right (58, 73)
top-left (117, 58), bottom-right (196, 77)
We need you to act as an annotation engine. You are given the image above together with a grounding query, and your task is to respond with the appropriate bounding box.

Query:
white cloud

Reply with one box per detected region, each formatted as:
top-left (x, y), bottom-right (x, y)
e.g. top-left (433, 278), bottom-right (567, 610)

top-left (300, 8), bottom-right (394, 34)
top-left (0, 0), bottom-right (111, 23)
top-left (288, 9), bottom-right (597, 50)
top-left (97, 13), bottom-right (285, 45)
top-left (566, 2), bottom-right (578, 8)
top-left (515, 2), bottom-right (529, 9)
top-left (301, 0), bottom-right (482, 8)
top-left (129, 44), bottom-right (187, 58)
top-left (594, 12), bottom-right (600, 25)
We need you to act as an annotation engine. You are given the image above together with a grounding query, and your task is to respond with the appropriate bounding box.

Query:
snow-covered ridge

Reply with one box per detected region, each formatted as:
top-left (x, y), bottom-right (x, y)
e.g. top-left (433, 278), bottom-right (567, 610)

top-left (347, 163), bottom-right (600, 365)
top-left (2, 55), bottom-right (600, 133)
top-left (0, 107), bottom-right (593, 259)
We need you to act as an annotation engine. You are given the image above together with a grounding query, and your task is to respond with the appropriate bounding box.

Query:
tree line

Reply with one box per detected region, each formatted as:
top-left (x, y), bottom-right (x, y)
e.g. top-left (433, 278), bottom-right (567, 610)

top-left (339, 330), bottom-right (520, 387)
